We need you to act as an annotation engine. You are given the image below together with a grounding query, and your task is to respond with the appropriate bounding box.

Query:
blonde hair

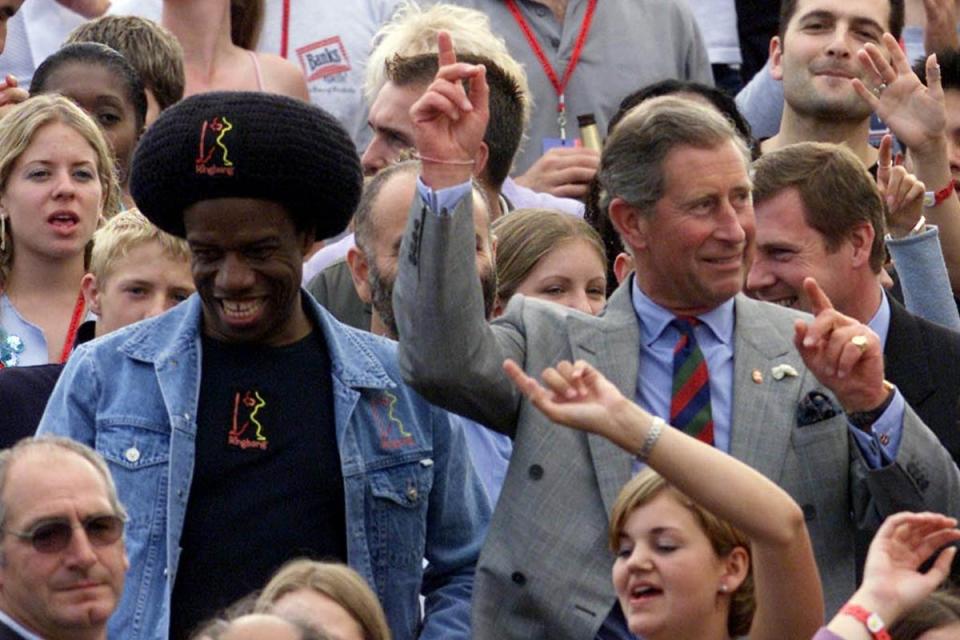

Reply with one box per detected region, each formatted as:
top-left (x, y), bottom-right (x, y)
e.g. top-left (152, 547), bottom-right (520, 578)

top-left (492, 208), bottom-right (606, 305)
top-left (364, 1), bottom-right (531, 128)
top-left (88, 208), bottom-right (190, 286)
top-left (0, 95), bottom-right (119, 290)
top-left (609, 470), bottom-right (756, 638)
top-left (255, 560), bottom-right (391, 640)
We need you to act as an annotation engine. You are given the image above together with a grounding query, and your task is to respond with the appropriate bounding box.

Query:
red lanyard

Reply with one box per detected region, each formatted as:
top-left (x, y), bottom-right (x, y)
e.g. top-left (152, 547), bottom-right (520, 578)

top-left (58, 291), bottom-right (85, 364)
top-left (505, 0), bottom-right (598, 141)
top-left (280, 0), bottom-right (291, 59)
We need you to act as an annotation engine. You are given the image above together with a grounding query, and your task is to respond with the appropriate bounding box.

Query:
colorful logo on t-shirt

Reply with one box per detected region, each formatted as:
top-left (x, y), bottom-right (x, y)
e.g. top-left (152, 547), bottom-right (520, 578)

top-left (297, 36), bottom-right (351, 82)
top-left (372, 391), bottom-right (414, 450)
top-left (228, 390), bottom-right (268, 451)
top-left (196, 116), bottom-right (235, 176)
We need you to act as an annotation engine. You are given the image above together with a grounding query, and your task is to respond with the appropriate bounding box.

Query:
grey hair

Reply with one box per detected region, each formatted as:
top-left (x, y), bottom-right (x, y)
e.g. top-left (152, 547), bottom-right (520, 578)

top-left (597, 95), bottom-right (751, 218)
top-left (0, 436), bottom-right (128, 531)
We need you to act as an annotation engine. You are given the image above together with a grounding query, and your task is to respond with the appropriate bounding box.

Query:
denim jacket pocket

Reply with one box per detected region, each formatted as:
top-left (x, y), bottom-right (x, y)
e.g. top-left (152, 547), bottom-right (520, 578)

top-left (95, 423), bottom-right (170, 537)
top-left (368, 458), bottom-right (435, 569)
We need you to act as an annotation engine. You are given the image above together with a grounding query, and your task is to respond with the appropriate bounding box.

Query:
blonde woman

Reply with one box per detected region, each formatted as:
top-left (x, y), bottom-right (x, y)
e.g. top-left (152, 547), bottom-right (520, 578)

top-left (503, 358), bottom-right (823, 640)
top-left (493, 208), bottom-right (607, 316)
top-left (0, 95), bottom-right (118, 367)
top-left (255, 560), bottom-right (391, 640)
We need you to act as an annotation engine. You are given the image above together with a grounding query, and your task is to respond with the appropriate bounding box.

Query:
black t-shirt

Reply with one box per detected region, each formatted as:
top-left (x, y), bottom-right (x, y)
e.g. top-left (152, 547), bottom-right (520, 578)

top-left (169, 331), bottom-right (346, 639)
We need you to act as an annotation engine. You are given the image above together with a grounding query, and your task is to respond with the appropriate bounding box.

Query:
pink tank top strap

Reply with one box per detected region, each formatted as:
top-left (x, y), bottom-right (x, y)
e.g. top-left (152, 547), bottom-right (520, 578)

top-left (248, 49), bottom-right (265, 91)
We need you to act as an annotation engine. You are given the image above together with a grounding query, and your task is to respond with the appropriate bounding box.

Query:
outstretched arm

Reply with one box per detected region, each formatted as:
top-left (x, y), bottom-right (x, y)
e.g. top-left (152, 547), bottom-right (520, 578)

top-left (503, 359), bottom-right (824, 640)
top-left (854, 35), bottom-right (960, 294)
top-left (825, 512), bottom-right (960, 639)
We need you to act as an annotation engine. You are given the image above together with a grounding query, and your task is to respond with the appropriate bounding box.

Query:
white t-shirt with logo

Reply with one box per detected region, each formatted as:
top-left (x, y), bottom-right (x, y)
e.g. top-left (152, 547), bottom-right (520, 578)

top-left (109, 0), bottom-right (401, 150)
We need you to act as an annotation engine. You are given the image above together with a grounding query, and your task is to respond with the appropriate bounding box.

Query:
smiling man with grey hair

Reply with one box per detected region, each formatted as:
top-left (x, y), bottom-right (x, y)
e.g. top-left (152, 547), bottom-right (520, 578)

top-left (393, 36), bottom-right (960, 638)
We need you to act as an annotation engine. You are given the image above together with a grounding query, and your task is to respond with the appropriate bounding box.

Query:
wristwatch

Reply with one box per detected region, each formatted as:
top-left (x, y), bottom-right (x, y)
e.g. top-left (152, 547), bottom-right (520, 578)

top-left (839, 603), bottom-right (891, 640)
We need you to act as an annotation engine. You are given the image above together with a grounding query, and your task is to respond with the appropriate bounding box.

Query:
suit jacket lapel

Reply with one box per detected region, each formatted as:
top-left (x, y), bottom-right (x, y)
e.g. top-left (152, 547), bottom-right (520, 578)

top-left (569, 283), bottom-right (638, 516)
top-left (730, 295), bottom-right (809, 482)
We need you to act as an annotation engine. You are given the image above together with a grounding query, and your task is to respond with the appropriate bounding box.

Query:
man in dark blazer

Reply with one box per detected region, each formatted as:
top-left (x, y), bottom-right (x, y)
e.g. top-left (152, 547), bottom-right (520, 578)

top-left (749, 141), bottom-right (960, 467)
top-left (393, 38), bottom-right (960, 640)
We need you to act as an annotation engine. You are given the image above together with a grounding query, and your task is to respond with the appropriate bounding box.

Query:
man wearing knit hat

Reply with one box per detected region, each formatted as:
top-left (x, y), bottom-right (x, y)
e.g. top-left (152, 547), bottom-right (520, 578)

top-left (37, 91), bottom-right (490, 640)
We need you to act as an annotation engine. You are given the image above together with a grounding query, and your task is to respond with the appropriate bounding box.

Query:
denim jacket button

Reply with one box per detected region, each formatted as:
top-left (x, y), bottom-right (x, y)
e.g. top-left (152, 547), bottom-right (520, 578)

top-left (124, 447), bottom-right (141, 463)
top-left (406, 486), bottom-right (418, 502)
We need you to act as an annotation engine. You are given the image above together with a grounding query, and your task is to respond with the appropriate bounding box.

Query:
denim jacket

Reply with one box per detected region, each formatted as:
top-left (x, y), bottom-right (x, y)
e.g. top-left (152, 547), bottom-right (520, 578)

top-left (37, 293), bottom-right (490, 640)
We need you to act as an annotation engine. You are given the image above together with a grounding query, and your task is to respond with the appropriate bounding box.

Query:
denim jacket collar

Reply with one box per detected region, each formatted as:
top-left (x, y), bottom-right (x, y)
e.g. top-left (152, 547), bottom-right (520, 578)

top-left (116, 291), bottom-right (396, 391)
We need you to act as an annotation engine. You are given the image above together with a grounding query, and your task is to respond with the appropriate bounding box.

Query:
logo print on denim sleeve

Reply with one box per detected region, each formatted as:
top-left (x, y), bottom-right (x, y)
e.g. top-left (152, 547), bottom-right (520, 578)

top-left (228, 390), bottom-right (269, 451)
top-left (196, 116), bottom-right (235, 177)
top-left (371, 391), bottom-right (415, 450)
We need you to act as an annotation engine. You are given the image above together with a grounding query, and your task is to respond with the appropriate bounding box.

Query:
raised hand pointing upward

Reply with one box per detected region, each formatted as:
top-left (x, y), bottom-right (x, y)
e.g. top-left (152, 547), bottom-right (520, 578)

top-left (410, 31), bottom-right (489, 189)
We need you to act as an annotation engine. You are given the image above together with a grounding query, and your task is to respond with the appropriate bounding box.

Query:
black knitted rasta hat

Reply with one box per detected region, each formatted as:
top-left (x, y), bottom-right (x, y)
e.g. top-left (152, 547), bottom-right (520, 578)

top-left (130, 91), bottom-right (362, 239)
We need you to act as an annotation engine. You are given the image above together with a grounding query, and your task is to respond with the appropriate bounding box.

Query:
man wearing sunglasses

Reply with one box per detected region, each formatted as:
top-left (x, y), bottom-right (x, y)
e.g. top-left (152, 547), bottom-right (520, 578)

top-left (0, 437), bottom-right (127, 640)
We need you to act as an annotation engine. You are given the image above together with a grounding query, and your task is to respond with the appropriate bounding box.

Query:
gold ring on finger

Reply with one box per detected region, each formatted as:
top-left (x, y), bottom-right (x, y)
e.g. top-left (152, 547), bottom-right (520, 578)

top-left (851, 335), bottom-right (869, 352)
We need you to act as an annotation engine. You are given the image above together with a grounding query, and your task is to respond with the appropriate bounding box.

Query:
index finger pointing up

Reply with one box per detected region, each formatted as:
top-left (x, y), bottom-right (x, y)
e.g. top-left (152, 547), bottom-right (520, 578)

top-left (803, 277), bottom-right (835, 316)
top-left (438, 30), bottom-right (458, 67)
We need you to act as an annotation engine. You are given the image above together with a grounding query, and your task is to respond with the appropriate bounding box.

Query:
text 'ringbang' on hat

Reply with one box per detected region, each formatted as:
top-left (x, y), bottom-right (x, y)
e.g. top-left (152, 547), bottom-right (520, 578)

top-left (130, 91), bottom-right (363, 239)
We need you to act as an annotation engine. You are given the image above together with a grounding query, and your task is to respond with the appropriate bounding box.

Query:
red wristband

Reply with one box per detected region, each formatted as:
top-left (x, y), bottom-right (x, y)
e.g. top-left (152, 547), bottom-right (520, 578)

top-left (923, 178), bottom-right (957, 208)
top-left (839, 604), bottom-right (891, 640)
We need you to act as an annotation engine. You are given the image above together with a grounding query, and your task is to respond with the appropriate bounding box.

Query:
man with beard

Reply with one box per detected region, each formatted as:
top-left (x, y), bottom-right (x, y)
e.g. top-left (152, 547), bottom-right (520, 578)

top-left (761, 0), bottom-right (901, 164)
top-left (345, 161), bottom-right (497, 338)
top-left (341, 159), bottom-right (510, 503)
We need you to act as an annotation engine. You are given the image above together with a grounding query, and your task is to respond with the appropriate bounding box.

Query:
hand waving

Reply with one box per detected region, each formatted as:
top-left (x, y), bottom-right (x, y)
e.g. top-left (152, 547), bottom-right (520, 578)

top-left (854, 34), bottom-right (946, 155)
top-left (857, 512), bottom-right (960, 623)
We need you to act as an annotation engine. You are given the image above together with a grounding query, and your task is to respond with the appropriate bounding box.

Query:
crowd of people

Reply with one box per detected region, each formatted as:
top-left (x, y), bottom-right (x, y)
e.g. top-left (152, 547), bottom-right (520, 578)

top-left (2, 0), bottom-right (960, 639)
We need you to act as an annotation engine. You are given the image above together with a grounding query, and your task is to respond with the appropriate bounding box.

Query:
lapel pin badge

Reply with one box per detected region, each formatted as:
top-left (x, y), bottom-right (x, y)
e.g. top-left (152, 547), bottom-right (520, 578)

top-left (751, 369), bottom-right (763, 384)
top-left (772, 363), bottom-right (799, 380)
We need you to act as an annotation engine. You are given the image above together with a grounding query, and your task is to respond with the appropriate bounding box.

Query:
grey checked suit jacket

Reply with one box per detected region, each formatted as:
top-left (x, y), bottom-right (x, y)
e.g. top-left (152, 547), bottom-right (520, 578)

top-left (394, 193), bottom-right (960, 640)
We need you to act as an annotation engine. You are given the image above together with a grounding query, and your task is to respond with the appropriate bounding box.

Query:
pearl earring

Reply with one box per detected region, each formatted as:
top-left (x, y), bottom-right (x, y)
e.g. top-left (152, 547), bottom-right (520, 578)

top-left (719, 584), bottom-right (728, 593)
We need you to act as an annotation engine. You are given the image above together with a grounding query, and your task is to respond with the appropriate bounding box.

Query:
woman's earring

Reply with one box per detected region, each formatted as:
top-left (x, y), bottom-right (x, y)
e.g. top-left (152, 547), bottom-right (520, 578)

top-left (719, 583), bottom-right (728, 593)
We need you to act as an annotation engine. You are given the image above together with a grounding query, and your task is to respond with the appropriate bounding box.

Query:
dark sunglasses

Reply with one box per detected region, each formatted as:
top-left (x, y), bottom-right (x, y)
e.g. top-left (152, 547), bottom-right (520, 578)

top-left (3, 514), bottom-right (125, 553)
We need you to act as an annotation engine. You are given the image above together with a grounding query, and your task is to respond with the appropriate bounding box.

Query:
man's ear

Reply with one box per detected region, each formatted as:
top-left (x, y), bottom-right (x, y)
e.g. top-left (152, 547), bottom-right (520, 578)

top-left (613, 251), bottom-right (635, 284)
top-left (769, 36), bottom-right (784, 81)
top-left (346, 246), bottom-right (373, 304)
top-left (474, 141), bottom-right (490, 178)
top-left (81, 273), bottom-right (102, 316)
top-left (608, 197), bottom-right (650, 253)
top-left (848, 221), bottom-right (876, 269)
top-left (299, 228), bottom-right (317, 258)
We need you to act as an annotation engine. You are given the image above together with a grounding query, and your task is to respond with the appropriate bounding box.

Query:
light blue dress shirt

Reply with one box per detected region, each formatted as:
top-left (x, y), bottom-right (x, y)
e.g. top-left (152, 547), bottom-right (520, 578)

top-left (631, 279), bottom-right (736, 453)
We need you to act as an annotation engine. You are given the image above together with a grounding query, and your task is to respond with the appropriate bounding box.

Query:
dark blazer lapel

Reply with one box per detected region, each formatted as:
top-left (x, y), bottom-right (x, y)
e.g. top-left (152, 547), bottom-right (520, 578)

top-left (569, 283), bottom-right (638, 516)
top-left (730, 295), bottom-right (809, 481)
top-left (884, 297), bottom-right (935, 409)
top-left (0, 618), bottom-right (30, 640)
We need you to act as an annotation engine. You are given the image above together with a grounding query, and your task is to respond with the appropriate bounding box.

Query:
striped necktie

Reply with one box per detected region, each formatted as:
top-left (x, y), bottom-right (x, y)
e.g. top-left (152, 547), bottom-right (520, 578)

top-left (670, 316), bottom-right (714, 445)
